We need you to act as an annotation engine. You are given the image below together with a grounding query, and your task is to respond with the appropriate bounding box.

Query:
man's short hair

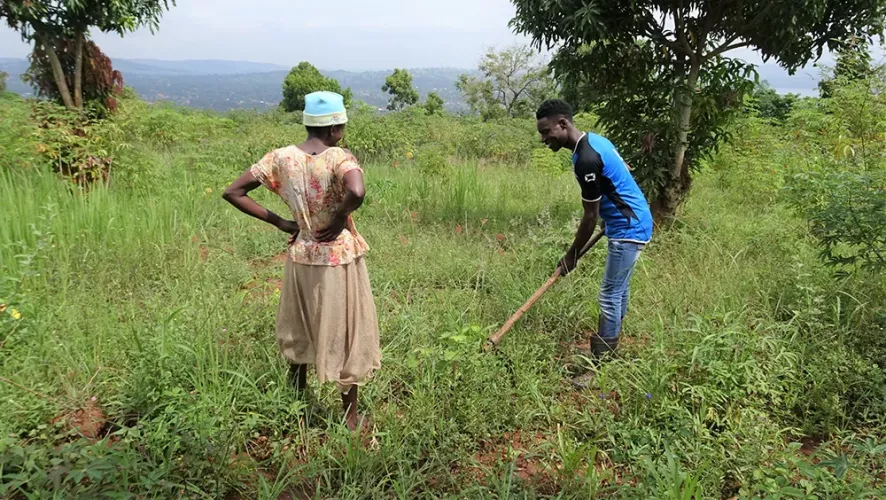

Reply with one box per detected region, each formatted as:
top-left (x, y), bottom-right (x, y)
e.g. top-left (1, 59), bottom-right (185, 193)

top-left (536, 99), bottom-right (574, 121)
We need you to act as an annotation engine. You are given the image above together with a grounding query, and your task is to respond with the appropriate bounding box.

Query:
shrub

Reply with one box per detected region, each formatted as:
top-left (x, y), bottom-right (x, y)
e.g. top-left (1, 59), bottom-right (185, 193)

top-left (530, 147), bottom-right (570, 175)
top-left (415, 145), bottom-right (450, 178)
top-left (785, 168), bottom-right (886, 275)
top-left (29, 100), bottom-right (126, 185)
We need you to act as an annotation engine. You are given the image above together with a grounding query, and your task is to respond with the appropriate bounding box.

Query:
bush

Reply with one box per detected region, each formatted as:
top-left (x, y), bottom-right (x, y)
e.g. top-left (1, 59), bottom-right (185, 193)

top-left (530, 147), bottom-right (570, 175)
top-left (781, 61), bottom-right (886, 276)
top-left (117, 101), bottom-right (236, 148)
top-left (454, 119), bottom-right (537, 164)
top-left (785, 168), bottom-right (886, 275)
top-left (29, 100), bottom-right (127, 185)
top-left (415, 145), bottom-right (450, 178)
top-left (344, 111), bottom-right (416, 162)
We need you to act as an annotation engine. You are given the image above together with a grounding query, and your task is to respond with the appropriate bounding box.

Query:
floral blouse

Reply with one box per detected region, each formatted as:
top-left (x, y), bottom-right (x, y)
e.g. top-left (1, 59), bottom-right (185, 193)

top-left (250, 146), bottom-right (369, 267)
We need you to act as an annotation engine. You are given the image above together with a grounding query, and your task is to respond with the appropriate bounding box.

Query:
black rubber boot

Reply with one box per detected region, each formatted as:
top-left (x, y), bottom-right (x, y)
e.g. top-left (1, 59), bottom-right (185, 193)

top-left (572, 336), bottom-right (619, 390)
top-left (591, 336), bottom-right (619, 360)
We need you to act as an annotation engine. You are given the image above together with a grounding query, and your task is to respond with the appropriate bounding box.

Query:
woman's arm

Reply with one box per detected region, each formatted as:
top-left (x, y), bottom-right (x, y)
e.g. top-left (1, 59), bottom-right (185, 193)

top-left (222, 169), bottom-right (299, 235)
top-left (314, 170), bottom-right (365, 242)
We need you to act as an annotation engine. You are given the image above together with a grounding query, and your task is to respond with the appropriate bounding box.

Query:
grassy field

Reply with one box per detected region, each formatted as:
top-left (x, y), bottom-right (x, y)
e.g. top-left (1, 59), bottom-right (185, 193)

top-left (1, 93), bottom-right (885, 498)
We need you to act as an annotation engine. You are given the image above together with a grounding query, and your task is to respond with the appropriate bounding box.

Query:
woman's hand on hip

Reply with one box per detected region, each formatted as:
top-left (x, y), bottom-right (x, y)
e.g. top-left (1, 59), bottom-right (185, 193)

top-left (314, 214), bottom-right (347, 242)
top-left (276, 218), bottom-right (300, 235)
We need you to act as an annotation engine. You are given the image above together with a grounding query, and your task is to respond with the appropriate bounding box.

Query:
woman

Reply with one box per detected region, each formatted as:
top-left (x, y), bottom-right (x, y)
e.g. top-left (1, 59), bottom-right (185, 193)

top-left (222, 91), bottom-right (380, 431)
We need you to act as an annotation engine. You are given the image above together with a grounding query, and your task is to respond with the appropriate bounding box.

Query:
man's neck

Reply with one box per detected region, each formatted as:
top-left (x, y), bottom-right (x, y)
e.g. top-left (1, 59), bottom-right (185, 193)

top-left (564, 127), bottom-right (585, 152)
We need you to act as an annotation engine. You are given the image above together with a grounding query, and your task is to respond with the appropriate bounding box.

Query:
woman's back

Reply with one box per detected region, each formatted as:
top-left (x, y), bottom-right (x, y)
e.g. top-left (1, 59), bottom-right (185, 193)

top-left (250, 145), bottom-right (369, 266)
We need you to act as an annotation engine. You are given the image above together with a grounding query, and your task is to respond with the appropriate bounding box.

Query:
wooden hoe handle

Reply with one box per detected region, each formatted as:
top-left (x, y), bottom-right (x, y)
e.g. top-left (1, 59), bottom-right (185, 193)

top-left (485, 231), bottom-right (605, 350)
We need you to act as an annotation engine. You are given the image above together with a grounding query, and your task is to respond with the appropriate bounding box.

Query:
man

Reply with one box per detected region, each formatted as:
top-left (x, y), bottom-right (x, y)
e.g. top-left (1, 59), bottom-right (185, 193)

top-left (535, 99), bottom-right (653, 388)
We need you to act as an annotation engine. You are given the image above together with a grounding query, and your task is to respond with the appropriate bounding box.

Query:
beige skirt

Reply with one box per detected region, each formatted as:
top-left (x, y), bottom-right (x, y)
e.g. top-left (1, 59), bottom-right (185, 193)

top-left (276, 256), bottom-right (381, 389)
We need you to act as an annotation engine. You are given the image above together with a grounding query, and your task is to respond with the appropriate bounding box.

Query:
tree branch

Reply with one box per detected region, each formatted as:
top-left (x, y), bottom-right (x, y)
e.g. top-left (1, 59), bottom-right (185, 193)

top-left (644, 12), bottom-right (686, 54)
top-left (673, 6), bottom-right (696, 64)
top-left (706, 40), bottom-right (750, 59)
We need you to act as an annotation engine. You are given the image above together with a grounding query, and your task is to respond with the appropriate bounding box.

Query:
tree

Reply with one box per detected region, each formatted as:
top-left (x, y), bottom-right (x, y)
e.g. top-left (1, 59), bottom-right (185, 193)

top-left (424, 91), bottom-right (445, 115)
top-left (456, 45), bottom-right (556, 120)
top-left (751, 81), bottom-right (797, 122)
top-left (818, 37), bottom-right (875, 98)
top-left (281, 62), bottom-right (352, 113)
top-left (382, 68), bottom-right (419, 111)
top-left (1, 0), bottom-right (174, 110)
top-left (23, 38), bottom-right (124, 113)
top-left (510, 0), bottom-right (886, 220)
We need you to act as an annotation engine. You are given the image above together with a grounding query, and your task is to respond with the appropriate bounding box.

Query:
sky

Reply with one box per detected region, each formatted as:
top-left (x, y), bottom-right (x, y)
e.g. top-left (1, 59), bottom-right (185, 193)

top-left (0, 0), bottom-right (881, 85)
top-left (0, 0), bottom-right (531, 70)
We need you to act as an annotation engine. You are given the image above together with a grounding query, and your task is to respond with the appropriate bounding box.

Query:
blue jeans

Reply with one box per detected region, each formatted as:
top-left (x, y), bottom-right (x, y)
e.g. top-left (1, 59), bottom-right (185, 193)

top-left (598, 240), bottom-right (645, 340)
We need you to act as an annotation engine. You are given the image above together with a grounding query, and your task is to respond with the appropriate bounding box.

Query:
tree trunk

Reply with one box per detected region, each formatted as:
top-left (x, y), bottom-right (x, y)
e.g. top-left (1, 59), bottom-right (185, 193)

top-left (40, 37), bottom-right (75, 110)
top-left (654, 61), bottom-right (700, 223)
top-left (73, 32), bottom-right (84, 108)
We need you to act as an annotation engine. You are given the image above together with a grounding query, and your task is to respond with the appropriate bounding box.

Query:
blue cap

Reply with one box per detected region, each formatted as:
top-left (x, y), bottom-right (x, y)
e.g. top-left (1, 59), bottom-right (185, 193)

top-left (303, 91), bottom-right (348, 126)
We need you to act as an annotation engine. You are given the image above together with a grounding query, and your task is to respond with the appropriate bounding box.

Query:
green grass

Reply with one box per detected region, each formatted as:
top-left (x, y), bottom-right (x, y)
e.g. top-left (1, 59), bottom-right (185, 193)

top-left (1, 96), bottom-right (884, 498)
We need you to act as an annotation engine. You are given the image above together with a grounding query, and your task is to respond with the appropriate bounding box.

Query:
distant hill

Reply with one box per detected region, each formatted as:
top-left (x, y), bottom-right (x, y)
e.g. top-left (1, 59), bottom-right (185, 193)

top-left (118, 59), bottom-right (289, 75)
top-left (0, 57), bottom-right (472, 111)
top-left (1, 57), bottom-right (821, 112)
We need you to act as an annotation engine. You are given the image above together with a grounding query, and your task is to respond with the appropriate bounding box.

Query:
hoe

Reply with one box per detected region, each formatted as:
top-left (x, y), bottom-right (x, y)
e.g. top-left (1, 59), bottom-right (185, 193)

top-left (486, 230), bottom-right (606, 349)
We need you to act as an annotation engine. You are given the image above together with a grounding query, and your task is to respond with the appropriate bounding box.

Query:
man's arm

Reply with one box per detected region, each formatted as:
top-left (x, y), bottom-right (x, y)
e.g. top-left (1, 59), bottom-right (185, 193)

top-left (559, 141), bottom-right (604, 275)
top-left (559, 199), bottom-right (600, 274)
top-left (222, 169), bottom-right (299, 235)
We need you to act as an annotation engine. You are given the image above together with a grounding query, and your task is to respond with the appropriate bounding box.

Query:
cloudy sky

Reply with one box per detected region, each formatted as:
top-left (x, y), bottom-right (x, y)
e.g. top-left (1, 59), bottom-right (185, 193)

top-left (1, 0), bottom-right (532, 69)
top-left (1, 0), bottom-right (881, 77)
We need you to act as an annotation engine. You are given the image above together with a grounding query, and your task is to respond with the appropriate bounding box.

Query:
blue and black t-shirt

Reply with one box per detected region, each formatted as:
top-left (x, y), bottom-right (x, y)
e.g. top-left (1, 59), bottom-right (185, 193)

top-left (573, 132), bottom-right (653, 243)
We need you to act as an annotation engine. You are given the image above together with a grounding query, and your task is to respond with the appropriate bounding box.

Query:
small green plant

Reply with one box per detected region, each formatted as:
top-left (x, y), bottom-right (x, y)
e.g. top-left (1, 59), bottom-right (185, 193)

top-left (415, 146), bottom-right (450, 178)
top-left (785, 168), bottom-right (886, 275)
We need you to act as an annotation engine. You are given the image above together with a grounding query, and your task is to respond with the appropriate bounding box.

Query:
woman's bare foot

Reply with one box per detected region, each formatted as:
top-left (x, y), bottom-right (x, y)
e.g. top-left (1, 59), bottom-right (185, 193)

top-left (341, 385), bottom-right (359, 432)
top-left (345, 412), bottom-right (360, 432)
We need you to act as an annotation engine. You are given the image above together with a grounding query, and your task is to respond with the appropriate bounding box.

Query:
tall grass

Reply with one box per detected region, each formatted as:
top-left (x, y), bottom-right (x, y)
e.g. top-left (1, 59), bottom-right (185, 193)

top-left (1, 96), bottom-right (884, 498)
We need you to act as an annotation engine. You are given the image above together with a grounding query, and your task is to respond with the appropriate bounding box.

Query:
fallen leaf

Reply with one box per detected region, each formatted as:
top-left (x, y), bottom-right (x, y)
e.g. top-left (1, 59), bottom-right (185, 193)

top-left (455, 225), bottom-right (463, 235)
top-left (496, 233), bottom-right (505, 242)
top-left (481, 218), bottom-right (489, 225)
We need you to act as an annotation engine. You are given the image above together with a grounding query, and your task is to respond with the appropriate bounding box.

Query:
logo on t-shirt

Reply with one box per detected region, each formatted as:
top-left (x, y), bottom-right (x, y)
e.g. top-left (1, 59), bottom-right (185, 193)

top-left (584, 173), bottom-right (596, 183)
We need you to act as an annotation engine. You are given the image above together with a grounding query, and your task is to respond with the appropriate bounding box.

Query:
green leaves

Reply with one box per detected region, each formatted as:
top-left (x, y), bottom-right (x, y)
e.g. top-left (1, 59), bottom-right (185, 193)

top-left (783, 60), bottom-right (886, 276)
top-left (786, 169), bottom-right (886, 274)
top-left (456, 45), bottom-right (556, 120)
top-left (0, 1), bottom-right (176, 41)
top-left (423, 91), bottom-right (445, 116)
top-left (280, 62), bottom-right (352, 114)
top-left (382, 68), bottom-right (419, 112)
